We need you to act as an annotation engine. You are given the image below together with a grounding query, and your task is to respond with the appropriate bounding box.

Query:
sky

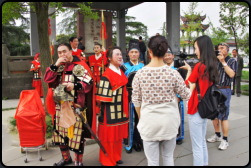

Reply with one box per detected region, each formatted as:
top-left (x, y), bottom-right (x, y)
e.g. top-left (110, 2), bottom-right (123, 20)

top-left (125, 2), bottom-right (220, 37)
top-left (16, 2), bottom-right (248, 37)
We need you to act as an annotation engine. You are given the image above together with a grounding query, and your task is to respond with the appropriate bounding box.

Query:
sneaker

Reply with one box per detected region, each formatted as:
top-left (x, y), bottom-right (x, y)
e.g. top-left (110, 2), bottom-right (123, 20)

top-left (207, 134), bottom-right (222, 143)
top-left (218, 139), bottom-right (229, 150)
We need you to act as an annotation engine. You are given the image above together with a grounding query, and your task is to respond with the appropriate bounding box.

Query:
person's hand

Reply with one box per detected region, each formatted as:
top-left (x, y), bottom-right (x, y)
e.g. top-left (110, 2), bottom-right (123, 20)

top-left (102, 46), bottom-right (106, 52)
top-left (55, 57), bottom-right (67, 67)
top-left (65, 83), bottom-right (74, 92)
top-left (38, 65), bottom-right (41, 68)
top-left (178, 60), bottom-right (192, 71)
top-left (217, 53), bottom-right (225, 64)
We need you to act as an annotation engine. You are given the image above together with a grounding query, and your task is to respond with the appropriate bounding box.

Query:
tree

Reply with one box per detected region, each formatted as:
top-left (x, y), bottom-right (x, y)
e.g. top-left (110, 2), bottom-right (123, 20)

top-left (159, 22), bottom-right (167, 38)
top-left (112, 16), bottom-right (148, 47)
top-left (2, 14), bottom-right (30, 55)
top-left (205, 17), bottom-right (230, 47)
top-left (57, 8), bottom-right (78, 37)
top-left (237, 33), bottom-right (249, 56)
top-left (219, 2), bottom-right (249, 50)
top-left (2, 2), bottom-right (99, 103)
top-left (181, 2), bottom-right (204, 53)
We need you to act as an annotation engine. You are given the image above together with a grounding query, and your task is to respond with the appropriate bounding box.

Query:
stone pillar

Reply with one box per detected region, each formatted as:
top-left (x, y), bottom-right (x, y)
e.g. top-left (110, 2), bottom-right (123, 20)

top-left (166, 2), bottom-right (180, 54)
top-left (30, 7), bottom-right (40, 55)
top-left (2, 44), bottom-right (9, 77)
top-left (49, 7), bottom-right (57, 46)
top-left (77, 11), bottom-right (113, 58)
top-left (116, 10), bottom-right (126, 63)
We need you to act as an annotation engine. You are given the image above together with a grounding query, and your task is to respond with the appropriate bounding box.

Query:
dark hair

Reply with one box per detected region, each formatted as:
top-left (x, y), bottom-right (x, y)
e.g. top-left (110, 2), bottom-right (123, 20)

top-left (78, 36), bottom-right (83, 41)
top-left (79, 45), bottom-right (85, 51)
top-left (94, 42), bottom-right (102, 49)
top-left (232, 49), bottom-right (238, 53)
top-left (57, 43), bottom-right (72, 51)
top-left (194, 35), bottom-right (219, 84)
top-left (139, 36), bottom-right (142, 40)
top-left (148, 35), bottom-right (168, 57)
top-left (214, 45), bottom-right (218, 51)
top-left (69, 37), bottom-right (77, 42)
top-left (156, 33), bottom-right (160, 36)
top-left (106, 46), bottom-right (122, 64)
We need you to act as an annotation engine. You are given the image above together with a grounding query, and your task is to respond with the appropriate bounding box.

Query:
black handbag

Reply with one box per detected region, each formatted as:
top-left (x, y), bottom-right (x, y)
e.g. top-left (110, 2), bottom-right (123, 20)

top-left (196, 80), bottom-right (228, 120)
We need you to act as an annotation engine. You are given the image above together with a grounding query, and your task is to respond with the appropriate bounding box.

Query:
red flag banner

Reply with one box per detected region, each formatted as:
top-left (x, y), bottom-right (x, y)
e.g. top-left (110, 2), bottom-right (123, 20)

top-left (48, 18), bottom-right (51, 36)
top-left (101, 22), bottom-right (107, 40)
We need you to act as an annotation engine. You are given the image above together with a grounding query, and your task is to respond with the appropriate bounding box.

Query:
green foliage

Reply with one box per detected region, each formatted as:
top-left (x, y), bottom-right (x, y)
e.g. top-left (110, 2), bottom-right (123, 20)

top-left (112, 16), bottom-right (148, 47)
top-left (2, 2), bottom-right (29, 25)
top-left (3, 97), bottom-right (8, 100)
top-left (9, 117), bottom-right (17, 127)
top-left (56, 34), bottom-right (73, 45)
top-left (205, 17), bottom-right (230, 47)
top-left (219, 2), bottom-right (249, 50)
top-left (180, 2), bottom-right (205, 53)
top-left (45, 115), bottom-right (53, 139)
top-left (57, 8), bottom-right (78, 36)
top-left (241, 71), bottom-right (249, 80)
top-left (237, 33), bottom-right (249, 56)
top-left (6, 43), bottom-right (30, 56)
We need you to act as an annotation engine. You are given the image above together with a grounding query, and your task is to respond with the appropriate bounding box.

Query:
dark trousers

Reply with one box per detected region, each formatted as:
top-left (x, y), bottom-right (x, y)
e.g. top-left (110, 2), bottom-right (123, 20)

top-left (133, 108), bottom-right (141, 144)
top-left (140, 52), bottom-right (146, 65)
top-left (235, 76), bottom-right (241, 94)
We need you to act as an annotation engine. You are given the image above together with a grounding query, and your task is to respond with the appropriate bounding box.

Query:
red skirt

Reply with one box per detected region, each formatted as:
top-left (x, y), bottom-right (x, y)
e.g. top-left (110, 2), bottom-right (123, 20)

top-left (98, 106), bottom-right (128, 143)
top-left (33, 79), bottom-right (43, 97)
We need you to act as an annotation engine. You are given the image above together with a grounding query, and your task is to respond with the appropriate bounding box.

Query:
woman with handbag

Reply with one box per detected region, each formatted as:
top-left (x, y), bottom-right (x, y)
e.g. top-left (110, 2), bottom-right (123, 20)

top-left (179, 35), bottom-right (219, 166)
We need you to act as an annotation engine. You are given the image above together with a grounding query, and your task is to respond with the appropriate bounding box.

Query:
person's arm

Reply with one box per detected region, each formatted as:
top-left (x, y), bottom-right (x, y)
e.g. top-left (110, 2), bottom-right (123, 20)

top-left (132, 71), bottom-right (142, 119)
top-left (173, 71), bottom-right (191, 101)
top-left (217, 55), bottom-right (235, 78)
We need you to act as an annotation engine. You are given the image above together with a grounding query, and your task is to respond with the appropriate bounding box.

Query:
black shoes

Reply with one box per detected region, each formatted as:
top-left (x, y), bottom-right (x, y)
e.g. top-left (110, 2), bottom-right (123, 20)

top-left (125, 148), bottom-right (132, 154)
top-left (176, 139), bottom-right (183, 145)
top-left (53, 157), bottom-right (73, 166)
top-left (116, 160), bottom-right (123, 164)
top-left (133, 144), bottom-right (141, 152)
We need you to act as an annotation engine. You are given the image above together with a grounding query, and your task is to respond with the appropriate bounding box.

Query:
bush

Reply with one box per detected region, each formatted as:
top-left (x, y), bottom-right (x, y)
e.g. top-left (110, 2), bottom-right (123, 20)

top-left (45, 115), bottom-right (53, 139)
top-left (9, 117), bottom-right (16, 127)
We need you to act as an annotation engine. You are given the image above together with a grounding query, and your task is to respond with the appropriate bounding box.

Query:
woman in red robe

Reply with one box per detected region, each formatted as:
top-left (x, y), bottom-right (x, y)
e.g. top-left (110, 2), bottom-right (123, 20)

top-left (96, 46), bottom-right (129, 166)
top-left (30, 53), bottom-right (43, 97)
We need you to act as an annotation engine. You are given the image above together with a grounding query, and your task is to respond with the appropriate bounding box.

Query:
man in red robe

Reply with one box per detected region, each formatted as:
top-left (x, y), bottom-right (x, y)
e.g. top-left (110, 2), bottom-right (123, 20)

top-left (69, 37), bottom-right (82, 60)
top-left (44, 43), bottom-right (96, 166)
top-left (30, 53), bottom-right (43, 97)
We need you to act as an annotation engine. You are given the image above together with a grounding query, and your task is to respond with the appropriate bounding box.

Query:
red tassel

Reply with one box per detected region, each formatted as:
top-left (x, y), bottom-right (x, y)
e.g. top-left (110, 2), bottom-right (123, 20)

top-left (45, 87), bottom-right (56, 126)
top-left (101, 22), bottom-right (107, 40)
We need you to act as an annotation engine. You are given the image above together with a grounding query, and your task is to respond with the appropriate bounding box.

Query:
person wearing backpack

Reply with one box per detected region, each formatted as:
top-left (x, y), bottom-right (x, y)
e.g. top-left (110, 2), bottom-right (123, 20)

top-left (179, 35), bottom-right (219, 166)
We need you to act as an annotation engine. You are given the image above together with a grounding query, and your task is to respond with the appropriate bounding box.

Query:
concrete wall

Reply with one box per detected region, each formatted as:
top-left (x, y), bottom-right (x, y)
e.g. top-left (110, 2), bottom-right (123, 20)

top-left (2, 44), bottom-right (35, 99)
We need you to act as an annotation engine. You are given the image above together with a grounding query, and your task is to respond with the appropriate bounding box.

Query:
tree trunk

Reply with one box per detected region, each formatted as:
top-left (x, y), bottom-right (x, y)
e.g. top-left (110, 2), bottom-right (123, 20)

top-left (34, 2), bottom-right (51, 108)
top-left (232, 26), bottom-right (238, 50)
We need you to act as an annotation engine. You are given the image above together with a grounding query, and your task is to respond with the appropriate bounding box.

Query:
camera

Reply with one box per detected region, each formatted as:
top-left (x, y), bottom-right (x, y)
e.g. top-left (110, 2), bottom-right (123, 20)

top-left (173, 52), bottom-right (199, 69)
top-left (215, 50), bottom-right (220, 57)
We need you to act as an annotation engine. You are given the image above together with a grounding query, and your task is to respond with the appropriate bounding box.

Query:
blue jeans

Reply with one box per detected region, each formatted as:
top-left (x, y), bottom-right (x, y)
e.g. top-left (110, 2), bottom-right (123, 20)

top-left (218, 88), bottom-right (231, 120)
top-left (140, 52), bottom-right (146, 64)
top-left (188, 111), bottom-right (208, 166)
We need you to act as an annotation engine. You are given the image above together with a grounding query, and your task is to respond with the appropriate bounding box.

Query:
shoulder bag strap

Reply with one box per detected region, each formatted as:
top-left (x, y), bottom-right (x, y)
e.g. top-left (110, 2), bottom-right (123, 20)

top-left (196, 80), bottom-right (202, 102)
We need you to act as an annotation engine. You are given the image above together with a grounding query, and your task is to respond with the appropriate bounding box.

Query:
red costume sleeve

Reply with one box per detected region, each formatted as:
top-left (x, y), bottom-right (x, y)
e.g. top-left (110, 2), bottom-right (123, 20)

top-left (43, 67), bottom-right (58, 84)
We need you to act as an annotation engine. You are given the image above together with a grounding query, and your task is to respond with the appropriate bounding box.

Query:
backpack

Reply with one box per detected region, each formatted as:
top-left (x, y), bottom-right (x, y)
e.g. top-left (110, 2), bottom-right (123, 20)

top-left (196, 80), bottom-right (227, 121)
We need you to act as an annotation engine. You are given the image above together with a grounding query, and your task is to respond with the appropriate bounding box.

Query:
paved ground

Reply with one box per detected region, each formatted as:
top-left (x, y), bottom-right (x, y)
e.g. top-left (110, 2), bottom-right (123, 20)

top-left (2, 94), bottom-right (249, 166)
